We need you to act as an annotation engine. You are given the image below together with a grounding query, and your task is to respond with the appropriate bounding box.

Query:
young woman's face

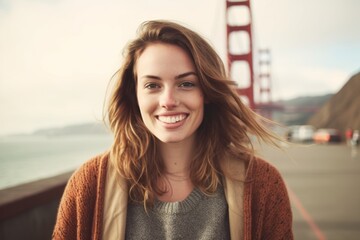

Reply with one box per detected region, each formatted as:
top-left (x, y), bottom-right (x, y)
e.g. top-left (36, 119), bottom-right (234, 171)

top-left (136, 43), bottom-right (204, 144)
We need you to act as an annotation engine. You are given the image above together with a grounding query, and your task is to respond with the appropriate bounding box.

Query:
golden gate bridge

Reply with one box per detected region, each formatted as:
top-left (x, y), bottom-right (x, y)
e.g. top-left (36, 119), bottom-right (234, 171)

top-left (225, 0), bottom-right (319, 119)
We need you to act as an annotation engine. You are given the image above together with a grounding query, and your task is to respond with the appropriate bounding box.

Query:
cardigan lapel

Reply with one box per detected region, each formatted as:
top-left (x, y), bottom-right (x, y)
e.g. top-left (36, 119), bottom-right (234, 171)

top-left (222, 157), bottom-right (246, 240)
top-left (102, 159), bottom-right (128, 240)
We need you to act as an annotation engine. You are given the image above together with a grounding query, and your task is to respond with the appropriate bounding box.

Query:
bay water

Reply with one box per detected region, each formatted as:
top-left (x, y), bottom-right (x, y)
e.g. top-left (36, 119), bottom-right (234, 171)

top-left (0, 134), bottom-right (113, 190)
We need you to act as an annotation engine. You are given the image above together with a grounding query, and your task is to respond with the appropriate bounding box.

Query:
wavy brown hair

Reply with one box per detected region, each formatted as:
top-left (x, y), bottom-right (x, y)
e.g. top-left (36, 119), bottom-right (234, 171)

top-left (106, 20), bottom-right (280, 207)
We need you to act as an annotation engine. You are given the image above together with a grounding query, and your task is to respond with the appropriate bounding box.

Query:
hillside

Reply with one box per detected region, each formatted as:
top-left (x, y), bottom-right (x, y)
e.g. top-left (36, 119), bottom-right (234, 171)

top-left (274, 94), bottom-right (333, 126)
top-left (308, 72), bottom-right (360, 132)
top-left (279, 94), bottom-right (333, 108)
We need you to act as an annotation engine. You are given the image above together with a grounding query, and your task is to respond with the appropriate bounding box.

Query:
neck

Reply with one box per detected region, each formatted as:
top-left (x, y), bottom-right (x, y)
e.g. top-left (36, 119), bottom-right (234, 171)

top-left (156, 137), bottom-right (197, 202)
top-left (158, 137), bottom-right (196, 175)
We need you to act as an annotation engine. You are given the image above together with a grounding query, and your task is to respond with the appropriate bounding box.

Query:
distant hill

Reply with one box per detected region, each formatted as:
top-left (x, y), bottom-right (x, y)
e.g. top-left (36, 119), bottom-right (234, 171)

top-left (274, 94), bottom-right (333, 126)
top-left (33, 122), bottom-right (111, 136)
top-left (278, 94), bottom-right (333, 108)
top-left (308, 72), bottom-right (360, 132)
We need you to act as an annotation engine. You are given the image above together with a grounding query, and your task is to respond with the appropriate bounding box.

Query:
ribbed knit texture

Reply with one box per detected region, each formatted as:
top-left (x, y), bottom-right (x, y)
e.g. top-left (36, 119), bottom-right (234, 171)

top-left (125, 187), bottom-right (230, 240)
top-left (52, 153), bottom-right (294, 240)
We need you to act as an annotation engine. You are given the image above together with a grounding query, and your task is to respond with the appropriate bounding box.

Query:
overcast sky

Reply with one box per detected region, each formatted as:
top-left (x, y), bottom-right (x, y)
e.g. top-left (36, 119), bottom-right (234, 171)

top-left (1, 0), bottom-right (359, 135)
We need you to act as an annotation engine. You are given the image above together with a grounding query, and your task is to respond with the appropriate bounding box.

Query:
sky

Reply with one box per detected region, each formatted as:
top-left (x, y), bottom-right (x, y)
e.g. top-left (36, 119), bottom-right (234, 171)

top-left (0, 0), bottom-right (359, 135)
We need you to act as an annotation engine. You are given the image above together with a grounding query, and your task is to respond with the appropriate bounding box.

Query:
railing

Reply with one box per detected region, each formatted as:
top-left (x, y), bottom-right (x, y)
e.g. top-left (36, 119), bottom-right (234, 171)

top-left (0, 172), bottom-right (72, 240)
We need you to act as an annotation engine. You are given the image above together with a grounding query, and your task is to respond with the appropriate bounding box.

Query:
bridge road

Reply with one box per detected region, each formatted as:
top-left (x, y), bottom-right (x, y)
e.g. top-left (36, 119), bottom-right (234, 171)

top-left (256, 143), bottom-right (360, 240)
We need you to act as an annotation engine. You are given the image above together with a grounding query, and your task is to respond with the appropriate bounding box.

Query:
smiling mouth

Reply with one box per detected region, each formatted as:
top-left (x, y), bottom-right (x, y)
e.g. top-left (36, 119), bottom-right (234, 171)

top-left (157, 114), bottom-right (187, 124)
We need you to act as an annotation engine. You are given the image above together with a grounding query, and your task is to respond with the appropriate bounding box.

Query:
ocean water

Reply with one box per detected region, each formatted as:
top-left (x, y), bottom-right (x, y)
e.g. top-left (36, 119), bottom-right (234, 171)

top-left (0, 134), bottom-right (113, 190)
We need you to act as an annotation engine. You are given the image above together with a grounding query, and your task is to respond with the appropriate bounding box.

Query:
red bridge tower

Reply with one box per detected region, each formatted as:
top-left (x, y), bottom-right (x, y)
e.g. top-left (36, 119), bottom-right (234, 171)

top-left (225, 0), bottom-right (255, 108)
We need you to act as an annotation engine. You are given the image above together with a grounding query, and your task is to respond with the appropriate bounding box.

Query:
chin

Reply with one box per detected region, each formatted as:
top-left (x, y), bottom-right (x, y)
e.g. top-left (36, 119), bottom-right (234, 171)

top-left (156, 134), bottom-right (186, 144)
top-left (157, 138), bottom-right (183, 144)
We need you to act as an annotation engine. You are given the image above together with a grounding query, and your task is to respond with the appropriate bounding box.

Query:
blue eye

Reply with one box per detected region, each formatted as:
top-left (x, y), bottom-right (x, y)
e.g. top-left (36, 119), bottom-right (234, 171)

top-left (145, 83), bottom-right (160, 89)
top-left (179, 82), bottom-right (195, 88)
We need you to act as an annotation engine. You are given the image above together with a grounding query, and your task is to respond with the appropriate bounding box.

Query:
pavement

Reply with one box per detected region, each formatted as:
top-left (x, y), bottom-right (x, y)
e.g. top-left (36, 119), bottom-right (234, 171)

top-left (256, 143), bottom-right (360, 240)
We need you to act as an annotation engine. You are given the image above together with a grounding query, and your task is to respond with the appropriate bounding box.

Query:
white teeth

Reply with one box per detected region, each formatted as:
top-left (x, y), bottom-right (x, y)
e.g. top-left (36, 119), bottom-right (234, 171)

top-left (158, 114), bottom-right (186, 123)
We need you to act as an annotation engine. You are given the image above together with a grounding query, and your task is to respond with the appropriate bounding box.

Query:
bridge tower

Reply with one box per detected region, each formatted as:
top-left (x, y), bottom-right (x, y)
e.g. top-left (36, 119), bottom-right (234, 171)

top-left (256, 48), bottom-right (274, 119)
top-left (258, 48), bottom-right (272, 104)
top-left (225, 0), bottom-right (255, 108)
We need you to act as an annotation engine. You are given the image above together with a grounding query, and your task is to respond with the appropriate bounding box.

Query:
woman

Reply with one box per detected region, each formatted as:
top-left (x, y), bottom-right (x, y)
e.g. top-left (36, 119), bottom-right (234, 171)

top-left (53, 20), bottom-right (293, 239)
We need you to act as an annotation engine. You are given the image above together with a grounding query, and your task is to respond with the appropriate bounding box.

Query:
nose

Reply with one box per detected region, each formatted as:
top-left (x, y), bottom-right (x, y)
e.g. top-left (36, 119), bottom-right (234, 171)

top-left (159, 87), bottom-right (178, 109)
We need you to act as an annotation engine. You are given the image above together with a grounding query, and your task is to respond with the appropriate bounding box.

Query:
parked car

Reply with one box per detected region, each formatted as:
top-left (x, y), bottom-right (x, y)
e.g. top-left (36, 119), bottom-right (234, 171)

top-left (351, 130), bottom-right (359, 146)
top-left (313, 128), bottom-right (342, 144)
top-left (286, 125), bottom-right (315, 142)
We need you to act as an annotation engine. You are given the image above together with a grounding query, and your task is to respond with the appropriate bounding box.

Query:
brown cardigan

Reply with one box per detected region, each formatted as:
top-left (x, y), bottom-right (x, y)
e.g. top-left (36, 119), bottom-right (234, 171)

top-left (53, 153), bottom-right (293, 239)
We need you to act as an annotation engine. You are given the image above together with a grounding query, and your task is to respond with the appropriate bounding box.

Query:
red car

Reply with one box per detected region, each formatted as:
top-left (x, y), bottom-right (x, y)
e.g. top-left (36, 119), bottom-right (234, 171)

top-left (313, 128), bottom-right (342, 144)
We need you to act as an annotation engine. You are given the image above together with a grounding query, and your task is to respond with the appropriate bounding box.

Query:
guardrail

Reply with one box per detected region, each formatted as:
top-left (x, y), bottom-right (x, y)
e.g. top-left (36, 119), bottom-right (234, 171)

top-left (0, 172), bottom-right (73, 240)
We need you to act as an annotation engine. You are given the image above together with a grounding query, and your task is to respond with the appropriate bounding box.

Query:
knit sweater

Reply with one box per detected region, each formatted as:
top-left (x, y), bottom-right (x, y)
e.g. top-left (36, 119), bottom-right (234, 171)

top-left (53, 153), bottom-right (293, 240)
top-left (125, 187), bottom-right (230, 239)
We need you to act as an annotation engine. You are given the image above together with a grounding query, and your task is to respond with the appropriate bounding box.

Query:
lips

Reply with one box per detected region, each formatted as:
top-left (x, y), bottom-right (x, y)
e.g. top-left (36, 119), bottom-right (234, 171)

top-left (157, 114), bottom-right (187, 124)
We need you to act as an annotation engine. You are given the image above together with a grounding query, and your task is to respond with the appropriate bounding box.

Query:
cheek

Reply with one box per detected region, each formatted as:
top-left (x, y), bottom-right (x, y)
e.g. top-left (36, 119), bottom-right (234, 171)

top-left (190, 94), bottom-right (205, 119)
top-left (193, 93), bottom-right (205, 110)
top-left (137, 96), bottom-right (156, 118)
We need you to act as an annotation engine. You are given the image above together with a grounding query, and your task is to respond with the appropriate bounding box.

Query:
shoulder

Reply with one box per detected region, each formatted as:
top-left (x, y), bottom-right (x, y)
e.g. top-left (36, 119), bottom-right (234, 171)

top-left (247, 157), bottom-right (284, 183)
top-left (75, 152), bottom-right (109, 176)
top-left (222, 155), bottom-right (286, 185)
top-left (66, 152), bottom-right (110, 194)
top-left (245, 156), bottom-right (290, 204)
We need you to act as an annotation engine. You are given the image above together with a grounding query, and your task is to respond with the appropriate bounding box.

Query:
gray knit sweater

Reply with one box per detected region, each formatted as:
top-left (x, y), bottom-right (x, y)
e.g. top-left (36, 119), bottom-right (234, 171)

top-left (125, 187), bottom-right (230, 240)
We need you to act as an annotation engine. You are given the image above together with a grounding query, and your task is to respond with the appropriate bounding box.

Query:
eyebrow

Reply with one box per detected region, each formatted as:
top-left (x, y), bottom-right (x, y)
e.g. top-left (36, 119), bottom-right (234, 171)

top-left (140, 71), bottom-right (197, 80)
top-left (175, 72), bottom-right (197, 79)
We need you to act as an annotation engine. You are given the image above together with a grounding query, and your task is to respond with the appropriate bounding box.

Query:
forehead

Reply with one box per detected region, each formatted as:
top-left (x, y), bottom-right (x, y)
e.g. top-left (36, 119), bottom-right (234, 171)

top-left (135, 43), bottom-right (196, 76)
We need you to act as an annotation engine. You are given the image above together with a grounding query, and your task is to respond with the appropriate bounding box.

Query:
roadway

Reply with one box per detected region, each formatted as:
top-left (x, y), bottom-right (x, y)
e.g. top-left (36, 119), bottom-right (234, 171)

top-left (257, 143), bottom-right (360, 240)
